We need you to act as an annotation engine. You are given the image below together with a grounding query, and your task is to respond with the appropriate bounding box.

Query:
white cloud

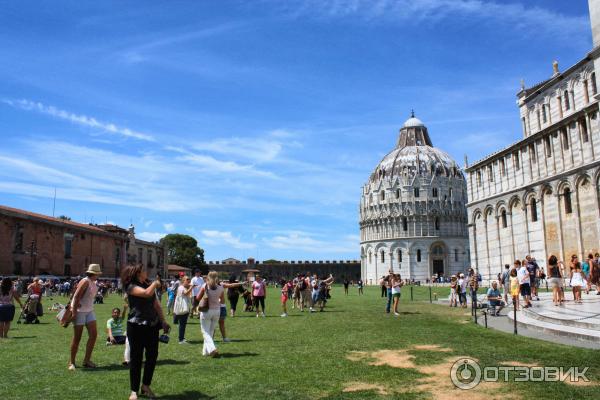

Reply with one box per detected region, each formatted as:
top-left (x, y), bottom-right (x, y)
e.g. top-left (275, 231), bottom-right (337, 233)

top-left (2, 99), bottom-right (155, 142)
top-left (137, 232), bottom-right (167, 242)
top-left (191, 137), bottom-right (283, 163)
top-left (264, 231), bottom-right (359, 254)
top-left (144, 220), bottom-right (153, 228)
top-left (163, 223), bottom-right (175, 232)
top-left (201, 230), bottom-right (256, 250)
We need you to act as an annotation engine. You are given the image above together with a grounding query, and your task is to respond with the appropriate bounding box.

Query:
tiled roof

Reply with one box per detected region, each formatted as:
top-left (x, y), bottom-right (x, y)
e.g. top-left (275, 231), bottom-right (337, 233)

top-left (0, 204), bottom-right (118, 236)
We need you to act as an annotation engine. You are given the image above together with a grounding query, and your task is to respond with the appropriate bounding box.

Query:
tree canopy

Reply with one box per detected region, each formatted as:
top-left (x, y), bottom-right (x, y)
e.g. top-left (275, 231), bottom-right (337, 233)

top-left (160, 234), bottom-right (205, 271)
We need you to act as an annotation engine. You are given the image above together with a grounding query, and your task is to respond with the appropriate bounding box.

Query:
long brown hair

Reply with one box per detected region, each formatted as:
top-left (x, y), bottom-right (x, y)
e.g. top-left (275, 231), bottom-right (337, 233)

top-left (121, 264), bottom-right (143, 288)
top-left (1, 278), bottom-right (12, 296)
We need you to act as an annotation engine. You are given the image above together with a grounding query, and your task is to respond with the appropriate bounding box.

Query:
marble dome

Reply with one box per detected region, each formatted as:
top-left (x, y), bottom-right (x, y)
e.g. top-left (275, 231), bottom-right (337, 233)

top-left (359, 114), bottom-right (470, 284)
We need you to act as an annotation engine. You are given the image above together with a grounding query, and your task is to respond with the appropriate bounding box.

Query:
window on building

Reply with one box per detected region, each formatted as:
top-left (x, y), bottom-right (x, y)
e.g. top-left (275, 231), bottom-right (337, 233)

top-left (500, 159), bottom-right (506, 176)
top-left (402, 217), bottom-right (408, 232)
top-left (562, 129), bottom-right (569, 150)
top-left (138, 248), bottom-right (143, 264)
top-left (14, 224), bottom-right (24, 252)
top-left (584, 80), bottom-right (590, 104)
top-left (398, 249), bottom-right (402, 263)
top-left (13, 261), bottom-right (22, 275)
top-left (432, 188), bottom-right (438, 197)
top-left (536, 108), bottom-right (541, 129)
top-left (414, 187), bottom-right (420, 197)
top-left (564, 90), bottom-right (570, 110)
top-left (530, 198), bottom-right (538, 222)
top-left (368, 252), bottom-right (372, 263)
top-left (544, 136), bottom-right (552, 157)
top-left (64, 264), bottom-right (71, 276)
top-left (581, 118), bottom-right (589, 142)
top-left (542, 105), bottom-right (547, 123)
top-left (557, 96), bottom-right (564, 119)
top-left (380, 191), bottom-right (385, 201)
top-left (529, 144), bottom-right (536, 163)
top-left (454, 249), bottom-right (458, 262)
top-left (521, 117), bottom-right (527, 136)
top-left (592, 72), bottom-right (598, 95)
top-left (564, 188), bottom-right (573, 214)
top-left (381, 251), bottom-right (385, 263)
top-left (115, 247), bottom-right (121, 265)
top-left (147, 249), bottom-right (153, 268)
top-left (513, 152), bottom-right (520, 170)
top-left (64, 237), bottom-right (72, 259)
top-left (487, 165), bottom-right (494, 182)
top-left (396, 189), bottom-right (400, 199)
top-left (476, 171), bottom-right (482, 186)
top-left (434, 217), bottom-right (440, 230)
top-left (501, 210), bottom-right (507, 228)
top-left (416, 249), bottom-right (421, 262)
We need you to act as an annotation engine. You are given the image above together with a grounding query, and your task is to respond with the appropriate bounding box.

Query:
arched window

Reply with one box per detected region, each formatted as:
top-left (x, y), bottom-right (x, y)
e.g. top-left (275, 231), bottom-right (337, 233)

top-left (368, 252), bottom-right (372, 263)
top-left (396, 189), bottom-right (400, 199)
top-left (398, 249), bottom-right (402, 263)
top-left (381, 250), bottom-right (385, 263)
top-left (564, 90), bottom-right (570, 110)
top-left (434, 217), bottom-right (440, 230)
top-left (416, 249), bottom-right (422, 262)
top-left (402, 217), bottom-right (408, 231)
top-left (592, 72), bottom-right (598, 95)
top-left (414, 187), bottom-right (420, 197)
top-left (380, 191), bottom-right (385, 201)
top-left (564, 188), bottom-right (573, 214)
top-left (542, 104), bottom-right (547, 123)
top-left (501, 209), bottom-right (507, 228)
top-left (530, 198), bottom-right (538, 222)
top-left (432, 188), bottom-right (438, 197)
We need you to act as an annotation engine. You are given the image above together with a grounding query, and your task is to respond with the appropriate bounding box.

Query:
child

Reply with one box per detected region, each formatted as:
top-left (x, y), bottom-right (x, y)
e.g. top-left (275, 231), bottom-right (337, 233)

top-left (280, 279), bottom-right (291, 317)
top-left (166, 285), bottom-right (175, 315)
top-left (510, 268), bottom-right (520, 311)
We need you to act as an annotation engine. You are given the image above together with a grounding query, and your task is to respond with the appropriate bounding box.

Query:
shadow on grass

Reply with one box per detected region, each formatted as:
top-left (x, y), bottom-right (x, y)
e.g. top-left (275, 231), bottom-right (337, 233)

top-left (10, 336), bottom-right (37, 339)
top-left (398, 311), bottom-right (421, 315)
top-left (160, 390), bottom-right (214, 399)
top-left (218, 352), bottom-right (259, 358)
top-left (156, 359), bottom-right (190, 366)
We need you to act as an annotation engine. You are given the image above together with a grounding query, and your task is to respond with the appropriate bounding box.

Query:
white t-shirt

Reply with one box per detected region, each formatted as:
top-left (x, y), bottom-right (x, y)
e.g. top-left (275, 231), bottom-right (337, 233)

top-left (459, 278), bottom-right (467, 293)
top-left (191, 276), bottom-right (205, 297)
top-left (518, 266), bottom-right (530, 285)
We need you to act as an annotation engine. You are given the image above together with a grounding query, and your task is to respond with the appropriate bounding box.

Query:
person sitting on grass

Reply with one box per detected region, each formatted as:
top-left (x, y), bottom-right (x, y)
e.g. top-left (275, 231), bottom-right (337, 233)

top-left (486, 281), bottom-right (505, 316)
top-left (107, 306), bottom-right (128, 345)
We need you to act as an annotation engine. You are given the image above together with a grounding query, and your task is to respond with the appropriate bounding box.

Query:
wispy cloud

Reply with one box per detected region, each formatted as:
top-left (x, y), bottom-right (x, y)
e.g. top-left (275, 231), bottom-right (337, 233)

top-left (137, 232), bottom-right (167, 242)
top-left (2, 99), bottom-right (156, 142)
top-left (280, 0), bottom-right (588, 39)
top-left (163, 223), bottom-right (175, 232)
top-left (201, 230), bottom-right (256, 250)
top-left (264, 231), bottom-right (359, 254)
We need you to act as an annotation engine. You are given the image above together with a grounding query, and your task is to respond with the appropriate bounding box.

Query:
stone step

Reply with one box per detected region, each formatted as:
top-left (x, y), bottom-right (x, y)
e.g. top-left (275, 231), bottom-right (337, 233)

top-left (507, 309), bottom-right (600, 342)
top-left (522, 306), bottom-right (600, 331)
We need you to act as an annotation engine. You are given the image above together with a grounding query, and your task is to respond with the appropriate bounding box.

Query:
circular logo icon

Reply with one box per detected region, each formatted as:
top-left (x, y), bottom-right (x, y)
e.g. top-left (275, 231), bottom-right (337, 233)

top-left (450, 358), bottom-right (482, 390)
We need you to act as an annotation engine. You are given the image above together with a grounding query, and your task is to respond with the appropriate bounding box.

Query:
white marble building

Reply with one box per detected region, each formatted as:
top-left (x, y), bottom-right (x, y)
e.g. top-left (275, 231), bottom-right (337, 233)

top-left (466, 0), bottom-right (600, 280)
top-left (359, 114), bottom-right (470, 284)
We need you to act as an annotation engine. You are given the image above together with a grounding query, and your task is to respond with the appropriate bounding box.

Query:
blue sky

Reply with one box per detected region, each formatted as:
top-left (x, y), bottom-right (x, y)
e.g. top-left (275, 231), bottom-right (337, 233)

top-left (0, 0), bottom-right (593, 261)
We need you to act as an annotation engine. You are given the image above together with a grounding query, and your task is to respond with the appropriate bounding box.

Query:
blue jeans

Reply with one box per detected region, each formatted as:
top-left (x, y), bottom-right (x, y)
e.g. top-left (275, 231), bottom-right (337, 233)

top-left (173, 313), bottom-right (189, 342)
top-left (386, 288), bottom-right (392, 313)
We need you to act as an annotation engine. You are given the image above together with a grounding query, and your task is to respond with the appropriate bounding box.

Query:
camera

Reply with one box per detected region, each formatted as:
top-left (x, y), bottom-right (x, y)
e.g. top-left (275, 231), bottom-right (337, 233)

top-left (159, 334), bottom-right (169, 344)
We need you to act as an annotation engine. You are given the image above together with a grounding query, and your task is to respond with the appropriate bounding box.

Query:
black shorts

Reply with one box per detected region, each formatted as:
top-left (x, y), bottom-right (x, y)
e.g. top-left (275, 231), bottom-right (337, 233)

top-left (520, 283), bottom-right (531, 297)
top-left (0, 304), bottom-right (15, 322)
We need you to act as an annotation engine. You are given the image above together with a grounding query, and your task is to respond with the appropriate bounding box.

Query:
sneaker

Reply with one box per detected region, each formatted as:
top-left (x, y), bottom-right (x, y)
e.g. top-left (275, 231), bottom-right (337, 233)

top-left (223, 338), bottom-right (232, 343)
top-left (261, 312), bottom-right (266, 317)
top-left (68, 364), bottom-right (76, 371)
top-left (394, 312), bottom-right (400, 316)
top-left (178, 340), bottom-right (188, 344)
top-left (280, 313), bottom-right (288, 317)
top-left (256, 314), bottom-right (260, 318)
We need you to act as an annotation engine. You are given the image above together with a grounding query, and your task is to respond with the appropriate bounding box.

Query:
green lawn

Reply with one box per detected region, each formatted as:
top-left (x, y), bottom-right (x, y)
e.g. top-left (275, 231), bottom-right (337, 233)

top-left (1, 285), bottom-right (598, 399)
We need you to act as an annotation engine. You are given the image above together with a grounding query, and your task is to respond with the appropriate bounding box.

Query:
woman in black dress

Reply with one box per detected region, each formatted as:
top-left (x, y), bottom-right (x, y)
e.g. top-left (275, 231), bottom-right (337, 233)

top-left (121, 265), bottom-right (170, 400)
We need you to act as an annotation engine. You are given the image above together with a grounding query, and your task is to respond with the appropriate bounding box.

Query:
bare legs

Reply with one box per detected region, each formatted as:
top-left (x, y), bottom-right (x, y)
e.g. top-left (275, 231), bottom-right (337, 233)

top-left (0, 321), bottom-right (11, 338)
top-left (70, 321), bottom-right (97, 367)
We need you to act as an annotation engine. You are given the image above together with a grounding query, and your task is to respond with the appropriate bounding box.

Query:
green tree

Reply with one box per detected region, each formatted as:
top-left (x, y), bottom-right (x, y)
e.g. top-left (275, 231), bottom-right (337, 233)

top-left (160, 234), bottom-right (205, 271)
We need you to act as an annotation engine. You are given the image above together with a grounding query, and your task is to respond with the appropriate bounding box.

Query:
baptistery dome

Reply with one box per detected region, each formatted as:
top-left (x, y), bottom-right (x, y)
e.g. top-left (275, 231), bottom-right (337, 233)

top-left (359, 113), bottom-right (469, 283)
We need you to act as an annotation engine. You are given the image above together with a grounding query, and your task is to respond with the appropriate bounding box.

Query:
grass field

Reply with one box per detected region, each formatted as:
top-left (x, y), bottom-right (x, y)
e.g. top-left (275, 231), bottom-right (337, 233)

top-left (1, 285), bottom-right (598, 400)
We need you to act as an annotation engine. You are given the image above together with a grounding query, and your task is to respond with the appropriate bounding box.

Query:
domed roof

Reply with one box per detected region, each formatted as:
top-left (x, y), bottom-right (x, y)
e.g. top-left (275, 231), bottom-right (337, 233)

top-left (368, 114), bottom-right (463, 183)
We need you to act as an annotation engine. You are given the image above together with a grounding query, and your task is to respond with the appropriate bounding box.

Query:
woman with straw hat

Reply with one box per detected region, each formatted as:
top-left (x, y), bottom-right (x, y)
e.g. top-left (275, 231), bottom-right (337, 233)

top-left (68, 263), bottom-right (102, 371)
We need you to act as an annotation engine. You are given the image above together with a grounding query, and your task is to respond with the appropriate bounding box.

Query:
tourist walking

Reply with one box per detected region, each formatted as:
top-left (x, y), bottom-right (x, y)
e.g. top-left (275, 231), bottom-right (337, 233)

top-left (509, 267), bottom-right (520, 310)
top-left (252, 274), bottom-right (267, 317)
top-left (196, 271), bottom-right (224, 357)
top-left (0, 277), bottom-right (24, 338)
top-left (526, 256), bottom-right (540, 301)
top-left (343, 278), bottom-right (350, 295)
top-left (173, 275), bottom-right (193, 344)
top-left (468, 268), bottom-right (479, 307)
top-left (190, 269), bottom-right (205, 318)
top-left (280, 279), bottom-right (292, 317)
top-left (516, 260), bottom-right (532, 308)
top-left (218, 279), bottom-right (243, 341)
top-left (122, 265), bottom-right (170, 400)
top-left (582, 254), bottom-right (593, 295)
top-left (226, 275), bottom-right (243, 317)
top-left (500, 264), bottom-right (511, 304)
top-left (68, 264), bottom-right (102, 371)
top-left (357, 278), bottom-right (364, 295)
top-left (547, 255), bottom-right (564, 305)
top-left (458, 273), bottom-right (467, 307)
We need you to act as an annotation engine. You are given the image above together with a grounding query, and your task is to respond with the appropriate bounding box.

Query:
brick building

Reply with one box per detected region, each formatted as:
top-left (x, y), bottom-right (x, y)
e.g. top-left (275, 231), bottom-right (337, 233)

top-left (0, 205), bottom-right (167, 278)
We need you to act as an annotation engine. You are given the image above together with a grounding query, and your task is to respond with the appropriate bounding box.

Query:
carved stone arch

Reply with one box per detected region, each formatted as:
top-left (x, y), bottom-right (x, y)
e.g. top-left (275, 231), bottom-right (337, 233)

top-left (575, 173), bottom-right (592, 188)
top-left (508, 195), bottom-right (521, 210)
top-left (540, 183), bottom-right (554, 197)
top-left (483, 205), bottom-right (494, 221)
top-left (522, 188), bottom-right (538, 205)
top-left (557, 179), bottom-right (572, 193)
top-left (495, 200), bottom-right (508, 217)
top-left (581, 67), bottom-right (593, 80)
top-left (567, 78), bottom-right (578, 91)
top-left (471, 209), bottom-right (482, 224)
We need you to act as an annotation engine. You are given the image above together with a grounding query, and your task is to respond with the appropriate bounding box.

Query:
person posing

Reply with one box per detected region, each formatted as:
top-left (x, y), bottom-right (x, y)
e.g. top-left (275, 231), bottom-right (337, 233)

top-left (312, 275), bottom-right (334, 312)
top-left (166, 285), bottom-right (175, 316)
top-left (570, 262), bottom-right (585, 304)
top-left (582, 254), bottom-right (593, 295)
top-left (384, 273), bottom-right (393, 314)
top-left (196, 271), bottom-right (224, 357)
top-left (252, 275), bottom-right (267, 317)
top-left (122, 265), bottom-right (170, 400)
top-left (0, 278), bottom-right (24, 338)
top-left (458, 274), bottom-right (467, 308)
top-left (68, 264), bottom-right (102, 371)
top-left (218, 279), bottom-right (244, 342)
top-left (391, 274), bottom-right (403, 315)
top-left (526, 256), bottom-right (540, 301)
top-left (343, 278), bottom-right (350, 296)
top-left (449, 275), bottom-right (458, 307)
top-left (467, 268), bottom-right (479, 306)
top-left (173, 275), bottom-right (193, 344)
top-left (500, 265), bottom-right (511, 304)
top-left (280, 279), bottom-right (292, 317)
top-left (357, 279), bottom-right (364, 295)
top-left (107, 305), bottom-right (128, 345)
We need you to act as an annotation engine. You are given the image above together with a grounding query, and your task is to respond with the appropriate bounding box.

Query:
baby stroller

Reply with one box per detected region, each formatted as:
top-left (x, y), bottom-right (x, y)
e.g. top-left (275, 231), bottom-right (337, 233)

top-left (18, 294), bottom-right (40, 324)
top-left (242, 290), bottom-right (254, 312)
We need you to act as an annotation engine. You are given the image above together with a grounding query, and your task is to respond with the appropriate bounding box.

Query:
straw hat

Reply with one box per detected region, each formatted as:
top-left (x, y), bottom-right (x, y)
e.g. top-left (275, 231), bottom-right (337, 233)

top-left (86, 264), bottom-right (102, 275)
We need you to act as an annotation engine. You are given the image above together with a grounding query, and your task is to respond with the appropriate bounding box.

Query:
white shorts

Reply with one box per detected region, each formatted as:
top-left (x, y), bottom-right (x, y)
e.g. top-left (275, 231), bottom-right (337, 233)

top-left (74, 311), bottom-right (96, 326)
